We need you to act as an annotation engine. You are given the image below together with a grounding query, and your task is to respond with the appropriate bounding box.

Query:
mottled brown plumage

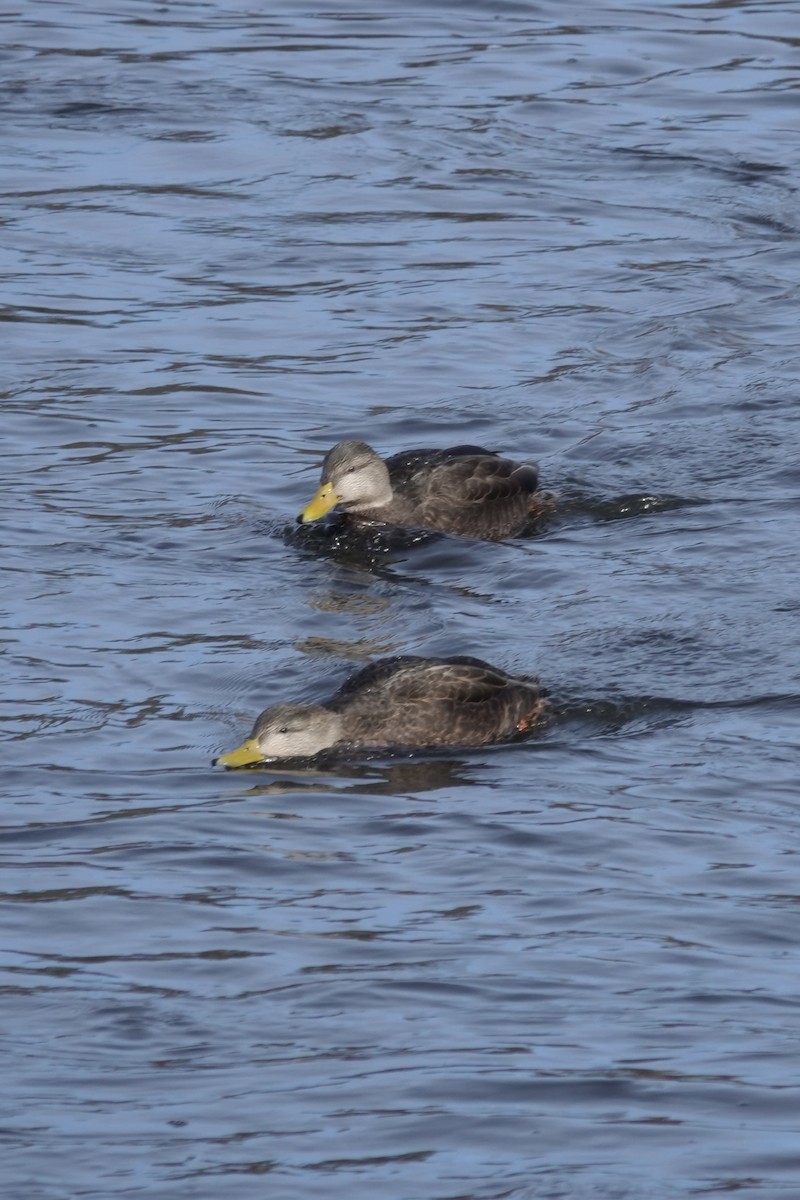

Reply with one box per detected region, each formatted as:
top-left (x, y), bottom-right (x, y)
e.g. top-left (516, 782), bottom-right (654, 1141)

top-left (297, 441), bottom-right (542, 540)
top-left (216, 655), bottom-right (548, 766)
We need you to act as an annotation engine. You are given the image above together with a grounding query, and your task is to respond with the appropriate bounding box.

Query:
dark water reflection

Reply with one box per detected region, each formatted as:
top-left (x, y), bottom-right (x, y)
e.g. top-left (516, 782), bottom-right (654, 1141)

top-left (3, 1), bottom-right (800, 1198)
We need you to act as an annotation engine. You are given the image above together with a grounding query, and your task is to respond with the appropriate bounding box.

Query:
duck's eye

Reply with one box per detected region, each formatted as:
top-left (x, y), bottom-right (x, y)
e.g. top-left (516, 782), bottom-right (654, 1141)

top-left (345, 466), bottom-right (357, 474)
top-left (278, 725), bottom-right (289, 734)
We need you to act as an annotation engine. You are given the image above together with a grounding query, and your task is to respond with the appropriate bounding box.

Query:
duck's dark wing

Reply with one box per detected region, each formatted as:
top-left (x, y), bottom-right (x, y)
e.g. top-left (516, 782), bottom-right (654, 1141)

top-left (378, 446), bottom-right (541, 539)
top-left (335, 652), bottom-right (507, 691)
top-left (379, 659), bottom-right (542, 745)
top-left (329, 656), bottom-right (510, 709)
top-left (417, 454), bottom-right (539, 539)
top-left (373, 661), bottom-right (541, 729)
top-left (431, 454), bottom-right (538, 501)
top-left (386, 446), bottom-right (537, 506)
top-left (328, 655), bottom-right (431, 705)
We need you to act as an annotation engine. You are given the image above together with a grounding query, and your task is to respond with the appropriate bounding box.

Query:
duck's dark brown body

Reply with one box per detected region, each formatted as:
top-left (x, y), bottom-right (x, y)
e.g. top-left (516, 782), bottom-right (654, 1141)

top-left (326, 654), bottom-right (546, 750)
top-left (364, 446), bottom-right (540, 540)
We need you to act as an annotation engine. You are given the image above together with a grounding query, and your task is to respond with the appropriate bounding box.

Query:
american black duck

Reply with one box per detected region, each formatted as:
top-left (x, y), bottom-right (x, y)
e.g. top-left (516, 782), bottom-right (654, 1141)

top-left (297, 440), bottom-right (543, 540)
top-left (215, 655), bottom-right (547, 766)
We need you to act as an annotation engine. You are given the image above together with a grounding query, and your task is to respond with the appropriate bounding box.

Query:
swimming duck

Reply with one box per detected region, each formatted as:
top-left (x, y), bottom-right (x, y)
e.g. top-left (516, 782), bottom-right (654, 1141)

top-left (215, 655), bottom-right (547, 766)
top-left (297, 441), bottom-right (542, 540)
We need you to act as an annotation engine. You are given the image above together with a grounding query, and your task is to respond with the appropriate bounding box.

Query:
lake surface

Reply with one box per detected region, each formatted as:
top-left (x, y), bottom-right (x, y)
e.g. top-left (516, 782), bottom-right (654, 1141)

top-left (3, 1), bottom-right (800, 1197)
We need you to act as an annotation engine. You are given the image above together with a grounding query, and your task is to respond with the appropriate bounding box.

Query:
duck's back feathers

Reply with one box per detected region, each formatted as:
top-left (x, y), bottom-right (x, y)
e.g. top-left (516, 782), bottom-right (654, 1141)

top-left (329, 654), bottom-right (432, 700)
top-left (384, 444), bottom-right (501, 478)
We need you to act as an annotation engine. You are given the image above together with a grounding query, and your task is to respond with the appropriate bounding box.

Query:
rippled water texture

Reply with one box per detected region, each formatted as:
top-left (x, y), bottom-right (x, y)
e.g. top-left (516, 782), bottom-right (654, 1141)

top-left (3, 2), bottom-right (800, 1197)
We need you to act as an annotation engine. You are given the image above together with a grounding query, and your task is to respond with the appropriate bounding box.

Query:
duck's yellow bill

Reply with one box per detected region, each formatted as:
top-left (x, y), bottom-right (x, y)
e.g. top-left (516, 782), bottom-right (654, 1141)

top-left (298, 482), bottom-right (339, 523)
top-left (216, 737), bottom-right (263, 768)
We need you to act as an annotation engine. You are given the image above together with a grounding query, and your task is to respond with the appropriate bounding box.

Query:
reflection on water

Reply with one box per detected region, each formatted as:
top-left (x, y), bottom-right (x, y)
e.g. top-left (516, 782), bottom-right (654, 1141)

top-left (3, 1), bottom-right (800, 1198)
top-left (224, 752), bottom-right (484, 799)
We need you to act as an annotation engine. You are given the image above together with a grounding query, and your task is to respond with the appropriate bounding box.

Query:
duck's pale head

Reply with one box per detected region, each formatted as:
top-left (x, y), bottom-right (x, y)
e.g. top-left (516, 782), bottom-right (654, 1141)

top-left (216, 703), bottom-right (343, 766)
top-left (297, 440), bottom-right (393, 523)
